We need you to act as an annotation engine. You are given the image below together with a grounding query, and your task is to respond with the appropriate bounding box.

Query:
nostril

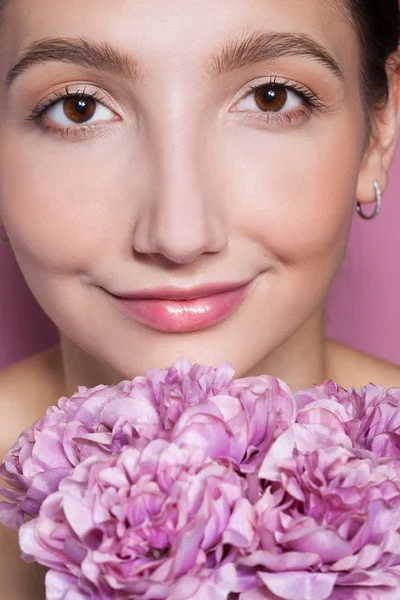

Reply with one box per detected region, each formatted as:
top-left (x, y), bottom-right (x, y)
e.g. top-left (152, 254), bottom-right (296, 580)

top-left (130, 196), bottom-right (228, 264)
top-left (152, 245), bottom-right (211, 265)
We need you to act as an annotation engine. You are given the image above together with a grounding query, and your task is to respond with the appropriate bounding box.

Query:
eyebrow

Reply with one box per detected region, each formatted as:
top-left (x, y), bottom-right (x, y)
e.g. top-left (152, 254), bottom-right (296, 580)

top-left (205, 29), bottom-right (344, 81)
top-left (5, 37), bottom-right (142, 87)
top-left (5, 30), bottom-right (344, 89)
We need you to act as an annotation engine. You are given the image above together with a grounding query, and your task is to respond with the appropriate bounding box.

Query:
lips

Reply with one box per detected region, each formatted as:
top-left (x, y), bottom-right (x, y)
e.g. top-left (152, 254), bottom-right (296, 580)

top-left (113, 281), bottom-right (251, 301)
top-left (110, 280), bottom-right (253, 333)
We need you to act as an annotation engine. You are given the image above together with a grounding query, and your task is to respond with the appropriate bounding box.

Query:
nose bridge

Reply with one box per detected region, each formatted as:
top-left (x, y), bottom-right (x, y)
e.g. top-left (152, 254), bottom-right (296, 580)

top-left (158, 123), bottom-right (206, 218)
top-left (134, 111), bottom-right (228, 263)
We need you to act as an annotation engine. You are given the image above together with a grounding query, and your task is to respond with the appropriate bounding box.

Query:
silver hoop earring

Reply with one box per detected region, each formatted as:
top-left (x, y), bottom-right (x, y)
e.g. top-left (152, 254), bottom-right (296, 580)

top-left (356, 180), bottom-right (382, 220)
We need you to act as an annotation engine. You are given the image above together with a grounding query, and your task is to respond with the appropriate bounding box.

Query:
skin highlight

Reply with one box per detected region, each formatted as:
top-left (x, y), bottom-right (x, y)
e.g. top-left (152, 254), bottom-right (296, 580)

top-left (0, 0), bottom-right (399, 395)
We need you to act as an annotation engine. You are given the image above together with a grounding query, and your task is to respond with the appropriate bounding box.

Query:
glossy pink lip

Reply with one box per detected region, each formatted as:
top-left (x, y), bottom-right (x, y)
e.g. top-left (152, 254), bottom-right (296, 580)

top-left (112, 281), bottom-right (251, 301)
top-left (109, 280), bottom-right (253, 333)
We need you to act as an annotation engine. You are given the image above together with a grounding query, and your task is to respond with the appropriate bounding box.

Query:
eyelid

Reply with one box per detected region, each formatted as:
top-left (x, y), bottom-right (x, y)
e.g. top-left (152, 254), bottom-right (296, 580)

top-left (27, 84), bottom-right (121, 124)
top-left (232, 75), bottom-right (326, 111)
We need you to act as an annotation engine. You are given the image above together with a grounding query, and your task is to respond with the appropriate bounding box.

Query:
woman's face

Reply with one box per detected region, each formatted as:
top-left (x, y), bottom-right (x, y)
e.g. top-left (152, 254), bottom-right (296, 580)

top-left (0, 0), bottom-right (378, 378)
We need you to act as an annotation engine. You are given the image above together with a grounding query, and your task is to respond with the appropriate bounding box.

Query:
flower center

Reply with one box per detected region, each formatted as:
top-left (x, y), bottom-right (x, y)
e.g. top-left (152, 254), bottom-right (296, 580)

top-left (145, 548), bottom-right (169, 560)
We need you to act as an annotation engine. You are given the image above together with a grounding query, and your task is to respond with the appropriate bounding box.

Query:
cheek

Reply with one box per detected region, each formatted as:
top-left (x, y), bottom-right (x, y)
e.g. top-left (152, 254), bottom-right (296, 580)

top-left (222, 115), bottom-right (362, 272)
top-left (0, 129), bottom-right (135, 273)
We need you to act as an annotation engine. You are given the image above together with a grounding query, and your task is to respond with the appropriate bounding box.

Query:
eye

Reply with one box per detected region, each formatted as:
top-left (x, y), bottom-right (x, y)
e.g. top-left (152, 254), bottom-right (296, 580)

top-left (45, 95), bottom-right (115, 126)
top-left (236, 84), bottom-right (304, 114)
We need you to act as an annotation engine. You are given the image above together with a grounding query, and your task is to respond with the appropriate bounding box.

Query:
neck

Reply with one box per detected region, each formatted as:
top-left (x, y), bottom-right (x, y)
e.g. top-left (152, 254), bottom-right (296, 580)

top-left (245, 307), bottom-right (328, 391)
top-left (58, 307), bottom-right (329, 397)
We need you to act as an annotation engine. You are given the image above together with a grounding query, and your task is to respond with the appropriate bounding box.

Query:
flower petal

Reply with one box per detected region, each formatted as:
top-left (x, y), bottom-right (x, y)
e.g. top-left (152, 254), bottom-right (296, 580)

top-left (258, 571), bottom-right (337, 600)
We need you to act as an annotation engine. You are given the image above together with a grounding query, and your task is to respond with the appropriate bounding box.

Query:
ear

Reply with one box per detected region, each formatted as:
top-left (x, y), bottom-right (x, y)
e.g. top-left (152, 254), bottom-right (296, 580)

top-left (356, 55), bottom-right (400, 206)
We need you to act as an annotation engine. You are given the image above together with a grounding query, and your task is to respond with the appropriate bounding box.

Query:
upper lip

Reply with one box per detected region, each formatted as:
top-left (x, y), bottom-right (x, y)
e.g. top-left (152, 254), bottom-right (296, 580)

top-left (110, 280), bottom-right (252, 301)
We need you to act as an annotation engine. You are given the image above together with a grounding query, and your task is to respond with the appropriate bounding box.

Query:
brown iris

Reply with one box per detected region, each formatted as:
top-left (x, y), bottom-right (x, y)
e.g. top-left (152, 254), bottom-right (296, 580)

top-left (63, 96), bottom-right (97, 123)
top-left (254, 85), bottom-right (288, 112)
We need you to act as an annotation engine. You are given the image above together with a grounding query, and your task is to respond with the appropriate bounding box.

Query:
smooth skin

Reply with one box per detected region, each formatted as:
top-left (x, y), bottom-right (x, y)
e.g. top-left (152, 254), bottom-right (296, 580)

top-left (1, 1), bottom-right (400, 597)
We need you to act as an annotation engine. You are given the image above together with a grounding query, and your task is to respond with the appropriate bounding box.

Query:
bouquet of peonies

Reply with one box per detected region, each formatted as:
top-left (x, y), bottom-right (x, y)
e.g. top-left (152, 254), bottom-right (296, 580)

top-left (1, 358), bottom-right (400, 600)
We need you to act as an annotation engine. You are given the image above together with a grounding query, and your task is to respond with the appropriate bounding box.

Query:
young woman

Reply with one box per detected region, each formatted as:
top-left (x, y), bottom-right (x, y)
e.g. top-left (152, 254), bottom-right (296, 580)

top-left (0, 0), bottom-right (400, 597)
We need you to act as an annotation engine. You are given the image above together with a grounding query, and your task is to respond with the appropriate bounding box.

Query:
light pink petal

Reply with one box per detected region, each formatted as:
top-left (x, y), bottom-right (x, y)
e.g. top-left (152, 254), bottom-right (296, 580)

top-left (338, 569), bottom-right (400, 587)
top-left (172, 519), bottom-right (205, 577)
top-left (62, 495), bottom-right (95, 538)
top-left (30, 427), bottom-right (72, 470)
top-left (19, 519), bottom-right (61, 565)
top-left (164, 574), bottom-right (201, 600)
top-left (258, 571), bottom-right (337, 600)
top-left (240, 550), bottom-right (320, 571)
top-left (45, 569), bottom-right (87, 600)
top-left (209, 395), bottom-right (242, 422)
top-left (289, 529), bottom-right (353, 564)
top-left (329, 587), bottom-right (400, 600)
top-left (223, 498), bottom-right (255, 548)
top-left (101, 397), bottom-right (160, 429)
top-left (190, 564), bottom-right (237, 600)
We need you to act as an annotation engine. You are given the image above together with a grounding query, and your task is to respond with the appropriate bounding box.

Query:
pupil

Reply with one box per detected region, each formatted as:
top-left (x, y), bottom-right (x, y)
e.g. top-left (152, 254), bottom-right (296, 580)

top-left (76, 99), bottom-right (88, 114)
top-left (265, 89), bottom-right (277, 103)
top-left (63, 96), bottom-right (96, 123)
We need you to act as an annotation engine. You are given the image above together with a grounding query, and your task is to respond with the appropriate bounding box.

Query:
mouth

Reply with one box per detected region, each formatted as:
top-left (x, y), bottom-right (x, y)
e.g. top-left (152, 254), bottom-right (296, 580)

top-left (108, 280), bottom-right (254, 333)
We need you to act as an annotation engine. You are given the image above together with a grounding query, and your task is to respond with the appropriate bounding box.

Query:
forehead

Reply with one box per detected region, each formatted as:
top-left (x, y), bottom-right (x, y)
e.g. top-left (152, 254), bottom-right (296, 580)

top-left (2, 0), bottom-right (357, 72)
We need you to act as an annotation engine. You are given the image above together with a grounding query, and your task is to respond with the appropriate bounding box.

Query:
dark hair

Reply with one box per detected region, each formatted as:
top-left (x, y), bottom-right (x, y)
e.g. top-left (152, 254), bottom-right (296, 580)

top-left (346, 0), bottom-right (400, 116)
top-left (0, 1), bottom-right (399, 115)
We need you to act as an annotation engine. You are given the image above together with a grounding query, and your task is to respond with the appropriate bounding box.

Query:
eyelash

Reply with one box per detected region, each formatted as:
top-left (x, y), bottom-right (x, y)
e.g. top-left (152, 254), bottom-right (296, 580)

top-left (251, 78), bottom-right (322, 106)
top-left (27, 77), bottom-right (323, 139)
top-left (242, 76), bottom-right (324, 126)
top-left (27, 87), bottom-right (111, 139)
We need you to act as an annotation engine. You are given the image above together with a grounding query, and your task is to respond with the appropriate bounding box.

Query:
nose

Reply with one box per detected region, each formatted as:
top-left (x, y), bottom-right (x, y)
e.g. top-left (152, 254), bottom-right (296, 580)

top-left (131, 141), bottom-right (228, 265)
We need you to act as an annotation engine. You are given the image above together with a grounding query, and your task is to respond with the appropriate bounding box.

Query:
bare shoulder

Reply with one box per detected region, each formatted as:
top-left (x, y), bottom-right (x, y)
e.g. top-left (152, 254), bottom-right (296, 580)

top-left (0, 345), bottom-right (64, 459)
top-left (0, 350), bottom-right (62, 598)
top-left (0, 344), bottom-right (63, 392)
top-left (325, 337), bottom-right (400, 390)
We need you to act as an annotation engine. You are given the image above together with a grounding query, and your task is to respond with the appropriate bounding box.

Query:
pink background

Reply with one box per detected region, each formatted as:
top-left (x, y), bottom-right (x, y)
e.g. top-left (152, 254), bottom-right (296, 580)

top-left (1, 145), bottom-right (400, 371)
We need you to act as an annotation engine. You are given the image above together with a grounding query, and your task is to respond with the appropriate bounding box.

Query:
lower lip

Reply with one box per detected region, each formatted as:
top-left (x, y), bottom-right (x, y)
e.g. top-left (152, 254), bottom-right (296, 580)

top-left (111, 283), bottom-right (252, 333)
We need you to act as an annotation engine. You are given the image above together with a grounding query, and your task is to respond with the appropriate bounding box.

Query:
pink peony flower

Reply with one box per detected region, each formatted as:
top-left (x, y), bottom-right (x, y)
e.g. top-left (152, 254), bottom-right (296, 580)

top-left (170, 375), bottom-right (296, 470)
top-left (0, 358), bottom-right (295, 527)
top-left (0, 379), bottom-right (161, 528)
top-left (145, 358), bottom-right (236, 429)
top-left (19, 440), bottom-right (250, 599)
top-left (241, 428), bottom-right (400, 600)
top-left (296, 381), bottom-right (400, 461)
top-left (0, 357), bottom-right (232, 528)
top-left (3, 359), bottom-right (400, 600)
